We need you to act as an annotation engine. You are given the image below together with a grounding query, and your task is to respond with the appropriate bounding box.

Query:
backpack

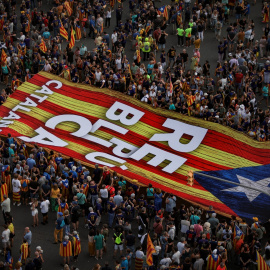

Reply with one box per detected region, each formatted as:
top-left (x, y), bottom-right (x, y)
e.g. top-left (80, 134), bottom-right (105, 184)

top-left (22, 180), bottom-right (27, 188)
top-left (60, 219), bottom-right (65, 228)
top-left (114, 233), bottom-right (122, 244)
top-left (144, 43), bottom-right (149, 51)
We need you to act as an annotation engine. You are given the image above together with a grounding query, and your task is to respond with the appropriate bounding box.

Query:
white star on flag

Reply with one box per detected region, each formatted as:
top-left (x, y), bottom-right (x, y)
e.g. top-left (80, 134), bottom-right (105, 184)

top-left (222, 175), bottom-right (270, 202)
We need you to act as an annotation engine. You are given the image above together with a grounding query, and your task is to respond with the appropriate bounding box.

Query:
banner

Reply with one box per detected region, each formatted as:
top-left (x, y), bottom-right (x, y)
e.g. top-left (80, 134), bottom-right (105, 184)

top-left (1, 72), bottom-right (270, 221)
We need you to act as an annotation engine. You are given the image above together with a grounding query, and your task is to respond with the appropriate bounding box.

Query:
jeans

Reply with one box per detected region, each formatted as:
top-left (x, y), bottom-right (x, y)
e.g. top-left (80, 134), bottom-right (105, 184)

top-left (91, 195), bottom-right (98, 207)
top-left (64, 225), bottom-right (70, 235)
top-left (108, 212), bottom-right (115, 228)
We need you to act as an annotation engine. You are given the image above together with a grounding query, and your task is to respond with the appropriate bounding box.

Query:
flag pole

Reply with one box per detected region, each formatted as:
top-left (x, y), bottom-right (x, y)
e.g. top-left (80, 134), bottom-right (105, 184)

top-left (194, 171), bottom-right (270, 197)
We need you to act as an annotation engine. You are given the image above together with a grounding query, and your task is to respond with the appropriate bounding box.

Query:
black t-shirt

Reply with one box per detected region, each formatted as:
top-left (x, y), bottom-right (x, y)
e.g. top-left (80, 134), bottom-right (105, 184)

top-left (168, 48), bottom-right (176, 58)
top-left (41, 184), bottom-right (50, 195)
top-left (181, 53), bottom-right (188, 62)
top-left (29, 181), bottom-right (38, 192)
top-left (240, 252), bottom-right (251, 263)
top-left (93, 168), bottom-right (101, 184)
top-left (126, 234), bottom-right (136, 246)
top-left (235, 5), bottom-right (242, 14)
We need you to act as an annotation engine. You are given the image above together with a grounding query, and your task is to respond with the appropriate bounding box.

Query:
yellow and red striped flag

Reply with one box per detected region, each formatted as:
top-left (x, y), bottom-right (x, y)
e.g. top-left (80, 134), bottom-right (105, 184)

top-left (117, 0), bottom-right (121, 3)
top-left (26, 12), bottom-right (31, 23)
top-left (256, 251), bottom-right (270, 270)
top-left (177, 13), bottom-right (182, 25)
top-left (145, 25), bottom-right (151, 34)
top-left (69, 27), bottom-right (75, 49)
top-left (60, 23), bottom-right (68, 40)
top-left (1, 48), bottom-right (7, 63)
top-left (39, 39), bottom-right (47, 53)
top-left (146, 234), bottom-right (155, 266)
top-left (64, 1), bottom-right (73, 16)
top-left (110, 0), bottom-right (115, 7)
top-left (164, 6), bottom-right (169, 21)
top-left (26, 21), bottom-right (30, 33)
top-left (3, 72), bottom-right (270, 223)
top-left (75, 25), bottom-right (81, 40)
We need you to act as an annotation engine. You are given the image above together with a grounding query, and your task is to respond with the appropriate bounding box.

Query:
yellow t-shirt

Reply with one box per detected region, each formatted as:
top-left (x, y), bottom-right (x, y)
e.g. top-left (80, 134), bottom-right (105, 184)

top-left (8, 223), bottom-right (14, 234)
top-left (194, 39), bottom-right (201, 49)
top-left (51, 188), bottom-right (60, 199)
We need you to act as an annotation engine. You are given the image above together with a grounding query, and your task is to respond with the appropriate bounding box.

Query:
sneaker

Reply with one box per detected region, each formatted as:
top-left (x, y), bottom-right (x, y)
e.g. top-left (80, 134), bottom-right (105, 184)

top-left (17, 203), bottom-right (21, 206)
top-left (13, 202), bottom-right (16, 206)
top-left (95, 257), bottom-right (98, 260)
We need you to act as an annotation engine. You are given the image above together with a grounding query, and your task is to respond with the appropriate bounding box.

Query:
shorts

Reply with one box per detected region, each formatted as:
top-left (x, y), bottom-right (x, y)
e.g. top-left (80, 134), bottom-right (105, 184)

top-left (30, 193), bottom-right (39, 199)
top-left (114, 244), bottom-right (123, 250)
top-left (71, 216), bottom-right (79, 223)
top-left (186, 37), bottom-right (190, 41)
top-left (32, 209), bottom-right (38, 216)
top-left (42, 212), bottom-right (48, 217)
top-left (21, 191), bottom-right (29, 199)
top-left (2, 241), bottom-right (10, 249)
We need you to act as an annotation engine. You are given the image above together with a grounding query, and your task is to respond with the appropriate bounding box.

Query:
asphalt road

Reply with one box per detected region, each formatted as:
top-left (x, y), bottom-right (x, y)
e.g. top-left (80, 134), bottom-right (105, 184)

top-left (1, 0), bottom-right (268, 269)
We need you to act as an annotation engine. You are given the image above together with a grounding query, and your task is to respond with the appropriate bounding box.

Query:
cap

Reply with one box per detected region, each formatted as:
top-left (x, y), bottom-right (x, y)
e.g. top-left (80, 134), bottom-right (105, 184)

top-left (213, 249), bottom-right (217, 254)
top-left (10, 144), bottom-right (15, 147)
top-left (73, 231), bottom-right (78, 235)
top-left (64, 235), bottom-right (69, 240)
top-left (36, 246), bottom-right (42, 251)
top-left (204, 93), bottom-right (208, 96)
top-left (228, 53), bottom-right (232, 57)
top-left (57, 212), bottom-right (63, 216)
top-left (253, 217), bottom-right (259, 222)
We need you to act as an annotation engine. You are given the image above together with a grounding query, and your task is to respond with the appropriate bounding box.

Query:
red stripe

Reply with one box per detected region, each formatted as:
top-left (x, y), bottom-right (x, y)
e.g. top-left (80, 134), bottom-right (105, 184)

top-left (29, 74), bottom-right (270, 163)
top-left (4, 89), bottom-right (231, 173)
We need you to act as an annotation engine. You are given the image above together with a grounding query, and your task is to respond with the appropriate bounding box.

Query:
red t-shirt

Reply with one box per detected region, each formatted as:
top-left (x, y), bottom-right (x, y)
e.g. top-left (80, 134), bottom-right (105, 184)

top-left (235, 73), bottom-right (243, 83)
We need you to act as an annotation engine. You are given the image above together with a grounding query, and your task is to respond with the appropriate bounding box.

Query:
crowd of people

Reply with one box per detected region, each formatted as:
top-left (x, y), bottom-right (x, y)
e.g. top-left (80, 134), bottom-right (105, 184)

top-left (0, 0), bottom-right (269, 269)
top-left (0, 134), bottom-right (269, 270)
top-left (0, 0), bottom-right (269, 141)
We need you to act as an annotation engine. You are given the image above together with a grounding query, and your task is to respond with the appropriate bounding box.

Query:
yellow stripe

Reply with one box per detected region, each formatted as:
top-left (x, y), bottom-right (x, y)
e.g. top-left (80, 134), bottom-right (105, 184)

top-left (5, 119), bottom-right (221, 202)
top-left (12, 82), bottom-right (260, 169)
top-left (38, 71), bottom-right (270, 149)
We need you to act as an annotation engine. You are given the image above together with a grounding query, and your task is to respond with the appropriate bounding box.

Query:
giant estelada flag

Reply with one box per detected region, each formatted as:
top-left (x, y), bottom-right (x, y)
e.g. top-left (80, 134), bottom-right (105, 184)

top-left (1, 72), bottom-right (270, 222)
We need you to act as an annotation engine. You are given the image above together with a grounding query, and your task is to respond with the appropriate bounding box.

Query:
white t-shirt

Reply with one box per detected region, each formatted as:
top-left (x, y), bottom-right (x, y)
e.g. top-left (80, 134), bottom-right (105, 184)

top-left (40, 200), bottom-right (50, 213)
top-left (160, 258), bottom-right (172, 267)
top-left (172, 251), bottom-right (181, 264)
top-left (116, 58), bottom-right (122, 70)
top-left (100, 188), bottom-right (108, 199)
top-left (111, 33), bottom-right (118, 43)
top-left (44, 63), bottom-right (52, 72)
top-left (177, 242), bottom-right (185, 254)
top-left (2, 229), bottom-right (10, 243)
top-left (12, 179), bottom-right (21, 193)
top-left (135, 250), bottom-right (144, 259)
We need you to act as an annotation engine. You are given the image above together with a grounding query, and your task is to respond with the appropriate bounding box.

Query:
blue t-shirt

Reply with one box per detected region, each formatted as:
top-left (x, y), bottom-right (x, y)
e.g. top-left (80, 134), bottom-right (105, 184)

top-left (121, 259), bottom-right (129, 270)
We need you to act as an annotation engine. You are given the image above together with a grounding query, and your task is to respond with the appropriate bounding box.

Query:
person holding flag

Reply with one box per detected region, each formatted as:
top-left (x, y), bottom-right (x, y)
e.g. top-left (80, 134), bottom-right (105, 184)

top-left (71, 231), bottom-right (81, 262)
top-left (206, 249), bottom-right (220, 270)
top-left (20, 239), bottom-right (29, 265)
top-left (59, 235), bottom-right (72, 265)
top-left (69, 27), bottom-right (75, 49)
top-left (75, 22), bottom-right (82, 41)
top-left (0, 180), bottom-right (8, 203)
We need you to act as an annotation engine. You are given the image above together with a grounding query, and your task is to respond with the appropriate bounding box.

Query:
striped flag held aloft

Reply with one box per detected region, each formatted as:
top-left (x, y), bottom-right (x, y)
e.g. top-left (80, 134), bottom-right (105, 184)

top-left (69, 27), bottom-right (75, 49)
top-left (60, 22), bottom-right (69, 40)
top-left (146, 234), bottom-right (155, 266)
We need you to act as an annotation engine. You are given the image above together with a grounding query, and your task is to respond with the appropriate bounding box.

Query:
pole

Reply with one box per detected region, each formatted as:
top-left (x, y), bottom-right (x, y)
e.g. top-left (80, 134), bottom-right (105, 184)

top-left (194, 171), bottom-right (270, 197)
